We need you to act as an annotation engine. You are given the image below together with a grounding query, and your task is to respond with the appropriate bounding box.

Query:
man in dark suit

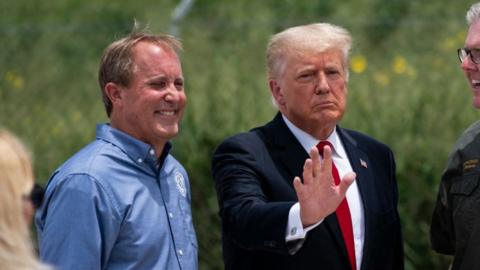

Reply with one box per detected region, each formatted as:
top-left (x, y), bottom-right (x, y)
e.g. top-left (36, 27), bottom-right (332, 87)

top-left (212, 23), bottom-right (404, 270)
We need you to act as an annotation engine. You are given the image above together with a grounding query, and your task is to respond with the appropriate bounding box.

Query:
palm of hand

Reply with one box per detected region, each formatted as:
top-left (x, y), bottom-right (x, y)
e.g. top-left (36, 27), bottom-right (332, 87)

top-left (293, 146), bottom-right (355, 227)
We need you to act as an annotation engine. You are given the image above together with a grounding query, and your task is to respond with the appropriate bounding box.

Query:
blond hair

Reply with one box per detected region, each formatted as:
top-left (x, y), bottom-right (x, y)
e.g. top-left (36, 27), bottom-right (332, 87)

top-left (0, 129), bottom-right (49, 270)
top-left (266, 22), bottom-right (352, 79)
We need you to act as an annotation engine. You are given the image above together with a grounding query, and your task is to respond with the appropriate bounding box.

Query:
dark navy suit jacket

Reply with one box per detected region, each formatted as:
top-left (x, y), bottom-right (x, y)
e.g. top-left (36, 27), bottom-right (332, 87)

top-left (212, 113), bottom-right (404, 270)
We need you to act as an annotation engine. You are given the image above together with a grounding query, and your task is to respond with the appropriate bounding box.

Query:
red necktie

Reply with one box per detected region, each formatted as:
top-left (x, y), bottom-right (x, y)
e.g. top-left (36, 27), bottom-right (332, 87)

top-left (317, 141), bottom-right (356, 270)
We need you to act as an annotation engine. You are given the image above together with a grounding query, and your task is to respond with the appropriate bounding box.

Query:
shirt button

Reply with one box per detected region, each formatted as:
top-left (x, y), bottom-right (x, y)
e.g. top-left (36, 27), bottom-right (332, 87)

top-left (149, 149), bottom-right (155, 156)
top-left (178, 249), bottom-right (184, 256)
top-left (137, 158), bottom-right (143, 163)
top-left (169, 212), bottom-right (174, 218)
top-left (290, 227), bottom-right (297, 235)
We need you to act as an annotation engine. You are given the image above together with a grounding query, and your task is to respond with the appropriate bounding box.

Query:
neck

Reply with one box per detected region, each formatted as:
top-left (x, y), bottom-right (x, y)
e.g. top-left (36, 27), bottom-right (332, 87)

top-left (313, 125), bottom-right (335, 140)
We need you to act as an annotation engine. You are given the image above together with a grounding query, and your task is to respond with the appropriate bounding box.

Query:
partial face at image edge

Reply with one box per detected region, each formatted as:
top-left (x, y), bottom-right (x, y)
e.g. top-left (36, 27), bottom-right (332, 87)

top-left (462, 20), bottom-right (480, 108)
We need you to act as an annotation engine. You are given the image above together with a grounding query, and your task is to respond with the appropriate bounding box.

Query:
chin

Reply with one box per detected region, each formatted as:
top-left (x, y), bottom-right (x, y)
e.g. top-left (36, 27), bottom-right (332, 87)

top-left (156, 127), bottom-right (179, 140)
top-left (316, 113), bottom-right (342, 123)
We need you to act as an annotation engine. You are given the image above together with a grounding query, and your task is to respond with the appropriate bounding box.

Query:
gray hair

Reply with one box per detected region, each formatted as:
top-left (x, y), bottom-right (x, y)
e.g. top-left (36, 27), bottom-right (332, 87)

top-left (466, 3), bottom-right (480, 25)
top-left (266, 23), bottom-right (352, 80)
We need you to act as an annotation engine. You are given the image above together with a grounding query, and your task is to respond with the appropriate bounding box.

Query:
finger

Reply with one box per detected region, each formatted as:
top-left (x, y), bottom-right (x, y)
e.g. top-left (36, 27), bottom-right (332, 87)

top-left (321, 145), bottom-right (333, 175)
top-left (337, 172), bottom-right (356, 195)
top-left (302, 159), bottom-right (313, 185)
top-left (293, 176), bottom-right (304, 197)
top-left (309, 147), bottom-right (321, 177)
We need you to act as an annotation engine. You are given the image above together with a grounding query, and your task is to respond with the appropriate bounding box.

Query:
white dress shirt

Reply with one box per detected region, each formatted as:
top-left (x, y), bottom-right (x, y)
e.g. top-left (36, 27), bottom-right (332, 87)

top-left (283, 115), bottom-right (365, 269)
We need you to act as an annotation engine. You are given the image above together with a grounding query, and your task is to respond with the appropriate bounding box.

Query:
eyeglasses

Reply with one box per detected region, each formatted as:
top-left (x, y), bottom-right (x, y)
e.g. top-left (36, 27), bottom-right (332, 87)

top-left (458, 48), bottom-right (480, 64)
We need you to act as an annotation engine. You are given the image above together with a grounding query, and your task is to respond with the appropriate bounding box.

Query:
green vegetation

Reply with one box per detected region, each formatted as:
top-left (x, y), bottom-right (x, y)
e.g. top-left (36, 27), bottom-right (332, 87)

top-left (1, 0), bottom-right (475, 269)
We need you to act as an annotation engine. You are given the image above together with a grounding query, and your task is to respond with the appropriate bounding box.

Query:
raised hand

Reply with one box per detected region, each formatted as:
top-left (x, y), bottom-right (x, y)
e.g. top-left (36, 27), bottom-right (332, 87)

top-left (293, 145), bottom-right (356, 227)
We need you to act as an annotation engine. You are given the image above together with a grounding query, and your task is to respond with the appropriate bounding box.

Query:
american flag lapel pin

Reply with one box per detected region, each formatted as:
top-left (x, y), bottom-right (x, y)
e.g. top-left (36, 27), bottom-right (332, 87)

top-left (360, 159), bottom-right (368, 168)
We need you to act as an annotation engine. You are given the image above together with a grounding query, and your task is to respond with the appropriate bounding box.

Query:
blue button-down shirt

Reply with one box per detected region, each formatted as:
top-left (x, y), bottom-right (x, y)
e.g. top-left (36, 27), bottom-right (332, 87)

top-left (35, 124), bottom-right (198, 270)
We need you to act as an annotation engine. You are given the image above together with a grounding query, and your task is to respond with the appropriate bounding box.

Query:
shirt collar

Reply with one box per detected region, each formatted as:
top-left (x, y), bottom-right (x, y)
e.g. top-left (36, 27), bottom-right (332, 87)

top-left (96, 123), bottom-right (172, 166)
top-left (282, 114), bottom-right (346, 158)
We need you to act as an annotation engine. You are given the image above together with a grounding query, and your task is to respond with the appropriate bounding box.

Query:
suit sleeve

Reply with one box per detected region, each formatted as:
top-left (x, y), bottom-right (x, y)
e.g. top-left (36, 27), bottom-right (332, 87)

top-left (212, 136), bottom-right (295, 254)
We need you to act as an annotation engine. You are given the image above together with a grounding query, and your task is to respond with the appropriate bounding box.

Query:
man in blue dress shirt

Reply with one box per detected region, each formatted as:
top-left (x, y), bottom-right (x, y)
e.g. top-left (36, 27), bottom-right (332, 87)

top-left (35, 28), bottom-right (198, 270)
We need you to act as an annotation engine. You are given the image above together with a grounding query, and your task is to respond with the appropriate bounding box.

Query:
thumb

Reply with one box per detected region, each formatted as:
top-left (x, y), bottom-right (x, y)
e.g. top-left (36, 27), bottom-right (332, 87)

top-left (338, 172), bottom-right (356, 195)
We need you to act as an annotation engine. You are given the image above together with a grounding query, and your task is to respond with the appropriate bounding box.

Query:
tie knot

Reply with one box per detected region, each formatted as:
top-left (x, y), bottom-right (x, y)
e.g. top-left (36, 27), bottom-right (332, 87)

top-left (316, 141), bottom-right (334, 157)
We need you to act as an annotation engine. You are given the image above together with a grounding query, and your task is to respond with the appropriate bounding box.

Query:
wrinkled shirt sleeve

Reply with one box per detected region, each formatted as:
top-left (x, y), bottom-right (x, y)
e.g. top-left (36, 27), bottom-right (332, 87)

top-left (37, 174), bottom-right (121, 270)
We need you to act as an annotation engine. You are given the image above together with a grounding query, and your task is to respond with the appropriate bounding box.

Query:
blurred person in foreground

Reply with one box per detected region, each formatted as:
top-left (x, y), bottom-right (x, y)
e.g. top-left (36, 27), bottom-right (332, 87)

top-left (212, 22), bottom-right (404, 270)
top-left (431, 3), bottom-right (480, 269)
top-left (0, 129), bottom-right (50, 270)
top-left (35, 25), bottom-right (198, 270)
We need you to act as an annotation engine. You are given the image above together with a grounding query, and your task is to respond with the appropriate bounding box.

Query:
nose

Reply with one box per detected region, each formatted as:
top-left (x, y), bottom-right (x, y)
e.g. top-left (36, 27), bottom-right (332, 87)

top-left (165, 89), bottom-right (178, 102)
top-left (164, 83), bottom-right (183, 103)
top-left (314, 72), bottom-right (330, 95)
top-left (461, 56), bottom-right (478, 72)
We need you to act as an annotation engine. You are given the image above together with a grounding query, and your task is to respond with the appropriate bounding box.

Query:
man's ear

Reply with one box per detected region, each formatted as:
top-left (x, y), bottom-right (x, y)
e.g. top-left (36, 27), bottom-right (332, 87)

top-left (104, 82), bottom-right (123, 107)
top-left (268, 79), bottom-right (285, 106)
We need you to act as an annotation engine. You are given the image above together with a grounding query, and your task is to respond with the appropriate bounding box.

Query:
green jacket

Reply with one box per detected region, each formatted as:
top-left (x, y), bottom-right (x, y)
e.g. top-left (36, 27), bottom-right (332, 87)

top-left (431, 120), bottom-right (480, 270)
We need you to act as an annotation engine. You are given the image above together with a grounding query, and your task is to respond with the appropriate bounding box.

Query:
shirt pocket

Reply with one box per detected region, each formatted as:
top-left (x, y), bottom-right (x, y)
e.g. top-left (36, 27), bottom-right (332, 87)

top-left (449, 174), bottom-right (480, 242)
top-left (450, 174), bottom-right (479, 196)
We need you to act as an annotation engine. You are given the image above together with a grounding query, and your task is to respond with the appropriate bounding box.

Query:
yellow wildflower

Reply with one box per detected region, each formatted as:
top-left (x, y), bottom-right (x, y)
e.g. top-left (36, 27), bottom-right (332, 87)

top-left (350, 55), bottom-right (367, 73)
top-left (393, 56), bottom-right (407, 74)
top-left (4, 71), bottom-right (24, 90)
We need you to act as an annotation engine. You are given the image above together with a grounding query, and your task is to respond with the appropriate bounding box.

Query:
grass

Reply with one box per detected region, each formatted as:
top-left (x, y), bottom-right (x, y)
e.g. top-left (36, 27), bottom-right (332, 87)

top-left (1, 0), bottom-right (477, 268)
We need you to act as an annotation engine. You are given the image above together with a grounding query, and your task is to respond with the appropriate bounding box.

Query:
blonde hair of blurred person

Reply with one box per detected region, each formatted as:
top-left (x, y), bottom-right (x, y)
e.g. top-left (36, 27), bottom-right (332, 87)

top-left (0, 129), bottom-right (49, 270)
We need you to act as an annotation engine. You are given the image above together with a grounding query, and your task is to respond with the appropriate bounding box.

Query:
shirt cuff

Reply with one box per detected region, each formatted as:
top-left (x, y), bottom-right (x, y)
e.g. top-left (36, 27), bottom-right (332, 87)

top-left (285, 202), bottom-right (323, 242)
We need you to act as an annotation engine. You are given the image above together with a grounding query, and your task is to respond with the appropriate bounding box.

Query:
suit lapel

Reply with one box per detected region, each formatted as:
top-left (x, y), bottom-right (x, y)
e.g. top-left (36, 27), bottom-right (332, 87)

top-left (261, 113), bottom-right (309, 188)
top-left (322, 128), bottom-right (358, 262)
top-left (323, 127), bottom-right (376, 266)
top-left (337, 127), bottom-right (375, 268)
top-left (337, 127), bottom-right (374, 214)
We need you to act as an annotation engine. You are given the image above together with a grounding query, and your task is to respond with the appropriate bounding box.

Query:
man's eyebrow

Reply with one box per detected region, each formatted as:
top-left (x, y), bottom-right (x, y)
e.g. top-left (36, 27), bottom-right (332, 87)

top-left (148, 74), bottom-right (184, 80)
top-left (297, 66), bottom-right (316, 73)
top-left (147, 75), bottom-right (168, 81)
top-left (325, 63), bottom-right (342, 69)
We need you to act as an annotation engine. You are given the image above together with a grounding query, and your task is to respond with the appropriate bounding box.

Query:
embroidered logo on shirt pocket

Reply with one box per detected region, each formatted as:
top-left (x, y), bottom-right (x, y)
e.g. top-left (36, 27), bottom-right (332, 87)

top-left (174, 171), bottom-right (187, 198)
